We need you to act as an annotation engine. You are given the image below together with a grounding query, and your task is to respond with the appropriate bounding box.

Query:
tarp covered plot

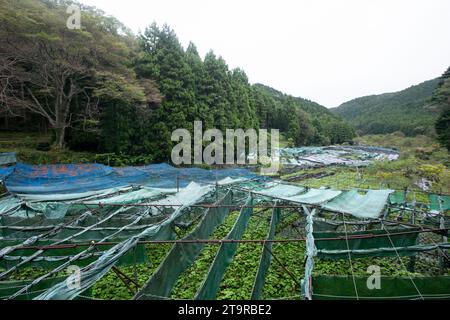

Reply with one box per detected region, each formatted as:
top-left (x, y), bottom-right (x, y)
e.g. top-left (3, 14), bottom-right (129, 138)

top-left (0, 164), bottom-right (449, 300)
top-left (195, 194), bottom-right (254, 300)
top-left (240, 181), bottom-right (449, 300)
top-left (245, 182), bottom-right (392, 219)
top-left (0, 167), bottom-right (14, 182)
top-left (287, 188), bottom-right (342, 205)
top-left (4, 163), bottom-right (258, 196)
top-left (134, 191), bottom-right (234, 300)
top-left (0, 182), bottom-right (215, 300)
top-left (321, 190), bottom-right (394, 219)
top-left (40, 184), bottom-right (212, 300)
top-left (136, 192), bottom-right (303, 301)
top-left (279, 146), bottom-right (399, 168)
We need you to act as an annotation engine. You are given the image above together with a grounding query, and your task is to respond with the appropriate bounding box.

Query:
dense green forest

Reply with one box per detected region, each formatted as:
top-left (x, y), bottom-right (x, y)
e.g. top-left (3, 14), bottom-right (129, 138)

top-left (332, 78), bottom-right (442, 136)
top-left (253, 84), bottom-right (355, 146)
top-left (0, 0), bottom-right (355, 163)
top-left (434, 67), bottom-right (450, 151)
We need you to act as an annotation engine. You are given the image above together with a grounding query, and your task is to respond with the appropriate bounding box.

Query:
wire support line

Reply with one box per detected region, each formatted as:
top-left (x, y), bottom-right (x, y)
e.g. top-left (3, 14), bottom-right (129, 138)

top-left (8, 226), bottom-right (449, 252)
top-left (341, 212), bottom-right (359, 300)
top-left (381, 224), bottom-right (424, 300)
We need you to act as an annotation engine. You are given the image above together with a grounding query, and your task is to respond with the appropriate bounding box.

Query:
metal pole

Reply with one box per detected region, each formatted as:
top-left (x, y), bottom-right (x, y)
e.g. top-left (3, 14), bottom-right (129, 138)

top-left (439, 195), bottom-right (448, 273)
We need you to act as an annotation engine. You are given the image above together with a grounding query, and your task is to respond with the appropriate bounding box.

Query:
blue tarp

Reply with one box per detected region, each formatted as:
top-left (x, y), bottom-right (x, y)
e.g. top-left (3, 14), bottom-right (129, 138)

top-left (0, 167), bottom-right (14, 181)
top-left (138, 164), bottom-right (257, 189)
top-left (4, 163), bottom-right (258, 195)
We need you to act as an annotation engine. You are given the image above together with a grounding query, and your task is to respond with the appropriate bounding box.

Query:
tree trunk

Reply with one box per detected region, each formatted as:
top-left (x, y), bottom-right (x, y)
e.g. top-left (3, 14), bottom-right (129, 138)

top-left (55, 126), bottom-right (65, 149)
top-left (53, 95), bottom-right (68, 149)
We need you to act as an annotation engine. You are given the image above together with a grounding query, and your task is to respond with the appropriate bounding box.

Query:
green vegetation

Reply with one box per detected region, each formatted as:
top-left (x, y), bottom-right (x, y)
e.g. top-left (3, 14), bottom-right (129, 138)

top-left (171, 211), bottom-right (239, 299)
top-left (434, 67), bottom-right (450, 151)
top-left (0, 0), bottom-right (153, 150)
top-left (0, 0), bottom-right (448, 302)
top-left (279, 134), bottom-right (450, 195)
top-left (0, 132), bottom-right (96, 164)
top-left (254, 85), bottom-right (355, 146)
top-left (216, 210), bottom-right (271, 300)
top-left (315, 257), bottom-right (423, 278)
top-left (91, 244), bottom-right (173, 300)
top-left (0, 0), bottom-right (354, 162)
top-left (332, 78), bottom-right (441, 136)
top-left (262, 212), bottom-right (305, 299)
top-left (0, 132), bottom-right (158, 166)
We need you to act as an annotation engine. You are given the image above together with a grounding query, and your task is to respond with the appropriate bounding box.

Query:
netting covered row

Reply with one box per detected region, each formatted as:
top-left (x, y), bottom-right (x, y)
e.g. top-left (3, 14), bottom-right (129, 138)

top-left (243, 183), bottom-right (393, 219)
top-left (251, 205), bottom-right (281, 300)
top-left (312, 275), bottom-right (450, 300)
top-left (0, 166), bottom-right (448, 300)
top-left (280, 146), bottom-right (399, 168)
top-left (134, 191), bottom-right (233, 299)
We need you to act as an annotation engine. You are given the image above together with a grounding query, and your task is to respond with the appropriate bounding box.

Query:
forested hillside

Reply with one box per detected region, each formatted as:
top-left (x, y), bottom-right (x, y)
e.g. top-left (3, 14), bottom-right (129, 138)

top-left (434, 67), bottom-right (450, 151)
top-left (332, 78), bottom-right (441, 136)
top-left (253, 84), bottom-right (355, 146)
top-left (0, 0), bottom-right (355, 163)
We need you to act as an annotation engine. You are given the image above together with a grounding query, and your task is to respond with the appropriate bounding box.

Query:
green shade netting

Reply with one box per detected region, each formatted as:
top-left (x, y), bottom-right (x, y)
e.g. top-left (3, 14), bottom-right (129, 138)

top-left (251, 205), bottom-right (281, 300)
top-left (423, 216), bottom-right (450, 230)
top-left (313, 219), bottom-right (340, 231)
top-left (287, 188), bottom-right (342, 205)
top-left (83, 187), bottom-right (170, 205)
top-left (389, 191), bottom-right (406, 205)
top-left (134, 191), bottom-right (232, 300)
top-left (0, 243), bottom-right (147, 270)
top-left (321, 189), bottom-right (394, 219)
top-left (314, 228), bottom-right (420, 259)
top-left (8, 185), bottom-right (183, 218)
top-left (15, 186), bottom-right (132, 202)
top-left (257, 184), bottom-right (305, 199)
top-left (25, 202), bottom-right (71, 220)
top-left (1, 224), bottom-right (166, 242)
top-left (0, 276), bottom-right (87, 300)
top-left (1, 184), bottom-right (210, 268)
top-left (33, 184), bottom-right (213, 300)
top-left (15, 187), bottom-right (173, 219)
top-left (30, 219), bottom-right (174, 300)
top-left (1, 214), bottom-right (165, 231)
top-left (429, 194), bottom-right (450, 211)
top-left (0, 196), bottom-right (22, 216)
top-left (312, 275), bottom-right (450, 300)
top-left (317, 242), bottom-right (450, 259)
top-left (195, 194), bottom-right (254, 300)
top-left (0, 209), bottom-right (96, 265)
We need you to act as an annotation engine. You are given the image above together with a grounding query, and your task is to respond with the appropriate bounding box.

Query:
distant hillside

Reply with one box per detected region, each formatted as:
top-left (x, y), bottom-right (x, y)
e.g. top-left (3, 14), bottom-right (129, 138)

top-left (253, 84), bottom-right (355, 145)
top-left (331, 78), bottom-right (441, 136)
top-left (254, 84), bottom-right (335, 117)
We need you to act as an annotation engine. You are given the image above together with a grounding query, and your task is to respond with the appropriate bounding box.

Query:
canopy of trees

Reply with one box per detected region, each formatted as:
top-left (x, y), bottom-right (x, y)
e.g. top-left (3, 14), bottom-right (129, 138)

top-left (253, 84), bottom-right (355, 146)
top-left (434, 67), bottom-right (450, 151)
top-left (0, 0), bottom-right (355, 162)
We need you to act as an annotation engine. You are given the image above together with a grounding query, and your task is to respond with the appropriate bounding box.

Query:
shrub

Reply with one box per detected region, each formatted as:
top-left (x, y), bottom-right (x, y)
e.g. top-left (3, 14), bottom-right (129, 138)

top-left (36, 142), bottom-right (51, 152)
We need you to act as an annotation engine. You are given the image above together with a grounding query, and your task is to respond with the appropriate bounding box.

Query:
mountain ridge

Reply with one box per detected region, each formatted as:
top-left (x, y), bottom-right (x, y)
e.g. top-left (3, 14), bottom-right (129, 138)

top-left (331, 78), bottom-right (441, 136)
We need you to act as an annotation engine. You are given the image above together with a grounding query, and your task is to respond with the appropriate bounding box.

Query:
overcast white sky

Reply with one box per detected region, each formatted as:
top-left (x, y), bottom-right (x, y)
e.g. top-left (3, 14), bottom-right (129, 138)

top-left (78, 0), bottom-right (450, 107)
